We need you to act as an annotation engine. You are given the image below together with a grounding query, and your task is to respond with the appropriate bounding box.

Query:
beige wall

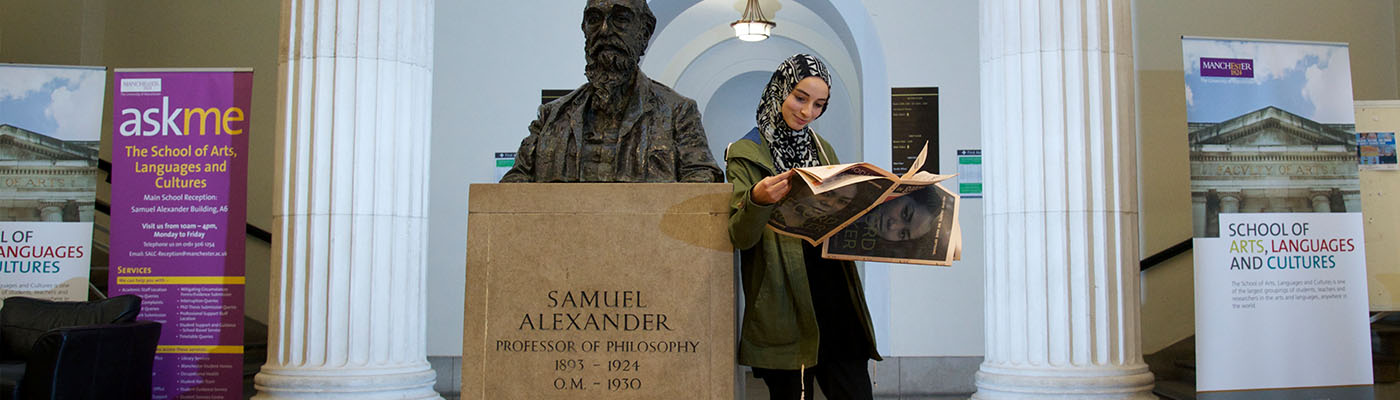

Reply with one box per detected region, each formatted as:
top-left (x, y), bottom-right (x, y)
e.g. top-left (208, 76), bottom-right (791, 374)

top-left (0, 0), bottom-right (281, 324)
top-left (99, 1), bottom-right (280, 233)
top-left (1133, 0), bottom-right (1400, 352)
top-left (7, 0), bottom-right (1400, 352)
top-left (0, 0), bottom-right (87, 64)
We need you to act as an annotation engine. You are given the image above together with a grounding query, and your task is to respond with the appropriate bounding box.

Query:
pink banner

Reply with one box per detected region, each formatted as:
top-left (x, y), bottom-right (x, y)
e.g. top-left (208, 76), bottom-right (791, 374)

top-left (109, 69), bottom-right (251, 399)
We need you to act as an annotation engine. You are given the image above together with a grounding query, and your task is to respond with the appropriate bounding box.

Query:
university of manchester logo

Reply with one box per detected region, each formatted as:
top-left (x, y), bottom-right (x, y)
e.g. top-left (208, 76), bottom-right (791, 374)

top-left (1201, 57), bottom-right (1254, 78)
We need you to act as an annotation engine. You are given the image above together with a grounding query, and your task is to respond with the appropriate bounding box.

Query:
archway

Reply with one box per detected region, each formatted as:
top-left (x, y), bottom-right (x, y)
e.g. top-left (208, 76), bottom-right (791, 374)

top-left (642, 0), bottom-right (889, 166)
top-left (642, 0), bottom-right (894, 356)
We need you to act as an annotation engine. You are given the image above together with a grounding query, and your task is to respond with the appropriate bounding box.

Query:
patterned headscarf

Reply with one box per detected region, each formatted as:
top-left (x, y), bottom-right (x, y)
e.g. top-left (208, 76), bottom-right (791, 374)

top-left (757, 54), bottom-right (832, 173)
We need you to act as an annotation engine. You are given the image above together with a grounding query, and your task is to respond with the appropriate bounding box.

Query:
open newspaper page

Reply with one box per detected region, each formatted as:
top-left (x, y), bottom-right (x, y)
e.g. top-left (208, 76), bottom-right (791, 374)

top-left (766, 142), bottom-right (954, 246)
top-left (767, 172), bottom-right (896, 245)
top-left (822, 182), bottom-right (961, 266)
top-left (792, 163), bottom-right (892, 194)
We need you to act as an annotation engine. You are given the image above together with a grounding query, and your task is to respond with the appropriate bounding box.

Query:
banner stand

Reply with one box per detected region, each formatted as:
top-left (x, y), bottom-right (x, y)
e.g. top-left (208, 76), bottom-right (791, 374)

top-left (109, 68), bottom-right (252, 399)
top-left (0, 64), bottom-right (107, 302)
top-left (1182, 37), bottom-right (1372, 394)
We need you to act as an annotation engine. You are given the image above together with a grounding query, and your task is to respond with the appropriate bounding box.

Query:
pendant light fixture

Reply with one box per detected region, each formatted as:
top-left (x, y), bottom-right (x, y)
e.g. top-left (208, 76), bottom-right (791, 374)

top-left (731, 0), bottom-right (776, 42)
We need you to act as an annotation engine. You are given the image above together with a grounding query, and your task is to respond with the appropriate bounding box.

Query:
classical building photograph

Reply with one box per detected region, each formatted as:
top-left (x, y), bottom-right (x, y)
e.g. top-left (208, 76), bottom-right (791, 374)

top-left (1188, 106), bottom-right (1360, 237)
top-left (0, 124), bottom-right (100, 222)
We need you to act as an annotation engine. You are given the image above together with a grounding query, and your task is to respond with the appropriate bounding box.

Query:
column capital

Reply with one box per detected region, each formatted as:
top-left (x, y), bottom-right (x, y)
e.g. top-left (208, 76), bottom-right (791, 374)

top-left (37, 199), bottom-right (67, 208)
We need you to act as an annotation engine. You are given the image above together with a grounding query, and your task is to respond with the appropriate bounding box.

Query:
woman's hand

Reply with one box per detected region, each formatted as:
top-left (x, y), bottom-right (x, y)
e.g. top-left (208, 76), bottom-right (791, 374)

top-left (751, 170), bottom-right (796, 205)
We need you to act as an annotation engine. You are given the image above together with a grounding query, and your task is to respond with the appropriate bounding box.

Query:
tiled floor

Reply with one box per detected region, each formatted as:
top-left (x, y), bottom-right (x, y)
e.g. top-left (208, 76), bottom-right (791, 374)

top-left (442, 380), bottom-right (1398, 400)
top-left (310, 374), bottom-right (1400, 399)
top-left (740, 371), bottom-right (969, 399)
top-left (439, 371), bottom-right (969, 399)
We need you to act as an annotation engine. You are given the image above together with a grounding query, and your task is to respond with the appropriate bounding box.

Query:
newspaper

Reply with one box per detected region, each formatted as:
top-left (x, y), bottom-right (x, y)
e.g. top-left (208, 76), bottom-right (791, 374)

top-left (766, 143), bottom-right (963, 266)
top-left (822, 184), bottom-right (962, 266)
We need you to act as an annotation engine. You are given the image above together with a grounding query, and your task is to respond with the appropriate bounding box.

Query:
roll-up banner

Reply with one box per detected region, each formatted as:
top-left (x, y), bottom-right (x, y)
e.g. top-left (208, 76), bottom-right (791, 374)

top-left (1182, 37), bottom-right (1372, 394)
top-left (109, 69), bottom-right (251, 399)
top-left (0, 63), bottom-right (105, 302)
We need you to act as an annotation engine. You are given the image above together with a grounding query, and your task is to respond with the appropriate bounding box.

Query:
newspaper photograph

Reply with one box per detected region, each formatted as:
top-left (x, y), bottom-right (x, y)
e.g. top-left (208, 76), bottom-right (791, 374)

top-left (766, 143), bottom-right (956, 247)
top-left (768, 178), bottom-right (895, 244)
top-left (822, 183), bottom-right (962, 266)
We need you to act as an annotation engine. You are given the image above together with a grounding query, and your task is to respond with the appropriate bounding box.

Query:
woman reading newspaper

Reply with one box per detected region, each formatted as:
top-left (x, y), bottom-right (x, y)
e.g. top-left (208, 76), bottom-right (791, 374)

top-left (724, 53), bottom-right (880, 400)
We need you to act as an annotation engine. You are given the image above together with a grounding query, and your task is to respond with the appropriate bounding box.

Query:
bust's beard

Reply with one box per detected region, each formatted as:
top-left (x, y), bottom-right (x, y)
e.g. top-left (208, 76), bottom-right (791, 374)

top-left (585, 51), bottom-right (638, 116)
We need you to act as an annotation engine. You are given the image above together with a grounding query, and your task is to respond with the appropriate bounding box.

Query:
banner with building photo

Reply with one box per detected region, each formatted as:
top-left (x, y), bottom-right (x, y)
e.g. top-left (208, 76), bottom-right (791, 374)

top-left (0, 64), bottom-right (106, 302)
top-left (1183, 37), bottom-right (1371, 393)
top-left (109, 69), bottom-right (251, 399)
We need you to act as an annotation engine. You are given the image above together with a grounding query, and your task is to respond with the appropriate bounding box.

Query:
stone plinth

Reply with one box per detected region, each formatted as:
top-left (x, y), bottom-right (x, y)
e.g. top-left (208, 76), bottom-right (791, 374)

top-left (463, 183), bottom-right (735, 399)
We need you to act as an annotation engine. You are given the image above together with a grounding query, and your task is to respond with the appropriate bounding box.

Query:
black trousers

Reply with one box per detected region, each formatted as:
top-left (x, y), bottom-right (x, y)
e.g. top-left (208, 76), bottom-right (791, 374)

top-left (753, 358), bottom-right (873, 400)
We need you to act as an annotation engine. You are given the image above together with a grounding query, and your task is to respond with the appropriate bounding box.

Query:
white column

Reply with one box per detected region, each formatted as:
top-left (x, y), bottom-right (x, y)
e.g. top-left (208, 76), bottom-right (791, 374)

top-left (1309, 190), bottom-right (1331, 213)
top-left (78, 201), bottom-right (95, 222)
top-left (39, 201), bottom-right (64, 221)
top-left (253, 0), bottom-right (438, 398)
top-left (1343, 192), bottom-right (1361, 212)
top-left (1219, 192), bottom-right (1241, 214)
top-left (976, 0), bottom-right (1155, 398)
top-left (1191, 193), bottom-right (1206, 238)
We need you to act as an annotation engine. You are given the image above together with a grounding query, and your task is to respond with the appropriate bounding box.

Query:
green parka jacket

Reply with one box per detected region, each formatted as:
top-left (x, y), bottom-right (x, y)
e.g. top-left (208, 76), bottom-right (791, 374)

top-left (725, 127), bottom-right (882, 370)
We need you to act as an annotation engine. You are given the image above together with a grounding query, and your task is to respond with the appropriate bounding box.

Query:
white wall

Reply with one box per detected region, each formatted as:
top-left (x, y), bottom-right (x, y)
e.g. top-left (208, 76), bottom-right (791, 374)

top-left (429, 0), bottom-right (1400, 358)
top-left (680, 35), bottom-right (862, 167)
top-left (429, 0), bottom-right (988, 357)
top-left (700, 71), bottom-right (767, 159)
top-left (428, 2), bottom-right (590, 356)
top-left (863, 0), bottom-right (985, 356)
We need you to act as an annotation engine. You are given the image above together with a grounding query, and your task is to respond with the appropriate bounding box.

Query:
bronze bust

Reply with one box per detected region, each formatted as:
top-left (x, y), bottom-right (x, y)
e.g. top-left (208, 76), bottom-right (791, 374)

top-left (500, 0), bottom-right (724, 183)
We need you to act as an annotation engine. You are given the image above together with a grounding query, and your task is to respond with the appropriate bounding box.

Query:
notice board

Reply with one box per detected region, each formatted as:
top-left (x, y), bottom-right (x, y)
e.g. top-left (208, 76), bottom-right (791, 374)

top-left (1355, 100), bottom-right (1400, 311)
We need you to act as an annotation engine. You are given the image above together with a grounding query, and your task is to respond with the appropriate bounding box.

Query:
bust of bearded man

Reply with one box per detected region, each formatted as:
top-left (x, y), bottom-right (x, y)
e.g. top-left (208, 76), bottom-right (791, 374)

top-left (500, 0), bottom-right (724, 183)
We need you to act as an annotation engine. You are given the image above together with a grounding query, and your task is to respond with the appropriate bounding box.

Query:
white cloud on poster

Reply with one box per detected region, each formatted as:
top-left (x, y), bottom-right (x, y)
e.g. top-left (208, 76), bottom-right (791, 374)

top-left (0, 65), bottom-right (106, 141)
top-left (0, 66), bottom-right (86, 100)
top-left (1181, 39), bottom-right (1345, 84)
top-left (45, 70), bottom-right (105, 141)
top-left (1183, 38), bottom-right (1354, 123)
top-left (1302, 49), bottom-right (1355, 124)
top-left (1185, 83), bottom-right (1194, 107)
top-left (1250, 42), bottom-right (1310, 82)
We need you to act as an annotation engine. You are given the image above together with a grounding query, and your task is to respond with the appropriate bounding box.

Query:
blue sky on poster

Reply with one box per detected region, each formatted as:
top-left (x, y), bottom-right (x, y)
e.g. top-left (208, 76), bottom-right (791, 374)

top-left (0, 65), bottom-right (105, 141)
top-left (1182, 39), bottom-right (1354, 124)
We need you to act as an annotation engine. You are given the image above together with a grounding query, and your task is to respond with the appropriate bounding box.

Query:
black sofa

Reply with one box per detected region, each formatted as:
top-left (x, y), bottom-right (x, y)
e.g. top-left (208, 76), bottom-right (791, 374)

top-left (0, 295), bottom-right (161, 400)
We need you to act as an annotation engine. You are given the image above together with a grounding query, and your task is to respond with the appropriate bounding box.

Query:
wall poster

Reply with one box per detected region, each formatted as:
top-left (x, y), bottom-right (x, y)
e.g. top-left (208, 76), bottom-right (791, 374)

top-left (956, 149), bottom-right (982, 198)
top-left (891, 87), bottom-right (938, 175)
top-left (1357, 131), bottom-right (1397, 170)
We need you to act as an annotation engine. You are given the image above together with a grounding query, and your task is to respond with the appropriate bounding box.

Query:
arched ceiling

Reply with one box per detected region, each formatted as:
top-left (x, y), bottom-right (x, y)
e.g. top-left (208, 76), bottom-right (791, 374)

top-left (639, 0), bottom-right (890, 167)
top-left (641, 0), bottom-right (864, 120)
top-left (646, 0), bottom-right (863, 77)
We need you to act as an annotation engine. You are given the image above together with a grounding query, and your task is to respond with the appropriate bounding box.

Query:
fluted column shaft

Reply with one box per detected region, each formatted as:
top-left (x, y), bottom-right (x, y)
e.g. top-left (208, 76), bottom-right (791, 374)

top-left (975, 0), bottom-right (1154, 398)
top-left (1309, 191), bottom-right (1331, 212)
top-left (254, 0), bottom-right (437, 398)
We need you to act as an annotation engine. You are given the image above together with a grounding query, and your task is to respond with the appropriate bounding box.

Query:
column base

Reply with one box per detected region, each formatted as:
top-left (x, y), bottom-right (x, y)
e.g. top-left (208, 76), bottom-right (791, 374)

top-left (252, 362), bottom-right (440, 399)
top-left (972, 362), bottom-right (1156, 399)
